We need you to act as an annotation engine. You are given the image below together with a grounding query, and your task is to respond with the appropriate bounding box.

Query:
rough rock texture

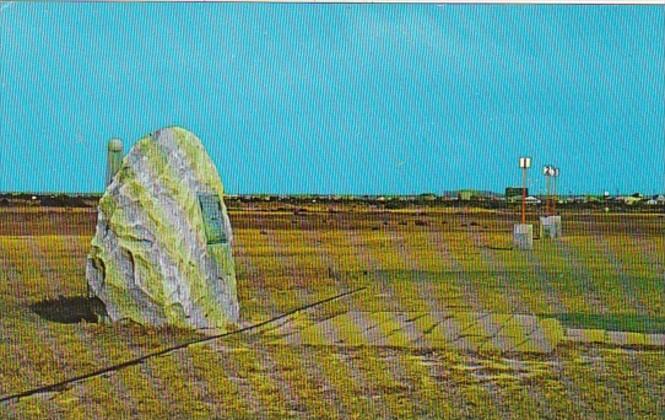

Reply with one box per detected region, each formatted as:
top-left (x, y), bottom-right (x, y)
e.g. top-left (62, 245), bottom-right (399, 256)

top-left (86, 127), bottom-right (239, 330)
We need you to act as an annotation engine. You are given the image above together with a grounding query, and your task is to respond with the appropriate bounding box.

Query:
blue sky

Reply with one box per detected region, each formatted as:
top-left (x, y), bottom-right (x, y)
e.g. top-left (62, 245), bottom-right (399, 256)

top-left (1, 3), bottom-right (663, 195)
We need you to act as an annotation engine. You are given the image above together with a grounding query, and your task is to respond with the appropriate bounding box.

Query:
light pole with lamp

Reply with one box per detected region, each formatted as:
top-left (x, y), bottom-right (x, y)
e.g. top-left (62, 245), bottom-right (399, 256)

top-left (519, 156), bottom-right (531, 224)
top-left (540, 165), bottom-right (562, 240)
top-left (552, 167), bottom-right (559, 214)
top-left (514, 156), bottom-right (534, 250)
top-left (552, 167), bottom-right (562, 237)
top-left (543, 165), bottom-right (553, 215)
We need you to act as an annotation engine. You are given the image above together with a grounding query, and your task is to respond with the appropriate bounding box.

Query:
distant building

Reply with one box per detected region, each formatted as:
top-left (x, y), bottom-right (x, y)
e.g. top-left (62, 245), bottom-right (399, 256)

top-left (617, 196), bottom-right (643, 205)
top-left (506, 187), bottom-right (527, 203)
top-left (419, 193), bottom-right (437, 201)
top-left (506, 187), bottom-right (527, 198)
top-left (449, 190), bottom-right (501, 201)
top-left (647, 195), bottom-right (665, 205)
top-left (458, 190), bottom-right (473, 201)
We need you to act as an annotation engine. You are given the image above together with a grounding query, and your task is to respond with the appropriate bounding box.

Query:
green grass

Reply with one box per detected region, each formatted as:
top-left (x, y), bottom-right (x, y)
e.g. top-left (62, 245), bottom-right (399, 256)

top-left (551, 313), bottom-right (665, 334)
top-left (1, 208), bottom-right (664, 418)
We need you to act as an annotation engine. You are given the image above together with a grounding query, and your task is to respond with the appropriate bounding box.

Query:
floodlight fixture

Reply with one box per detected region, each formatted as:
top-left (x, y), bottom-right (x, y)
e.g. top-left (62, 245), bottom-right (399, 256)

top-left (544, 165), bottom-right (558, 177)
top-left (519, 157), bottom-right (532, 169)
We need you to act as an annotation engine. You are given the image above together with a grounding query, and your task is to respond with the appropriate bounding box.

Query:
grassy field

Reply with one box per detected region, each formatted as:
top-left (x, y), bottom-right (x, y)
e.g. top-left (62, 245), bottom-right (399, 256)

top-left (1, 204), bottom-right (664, 418)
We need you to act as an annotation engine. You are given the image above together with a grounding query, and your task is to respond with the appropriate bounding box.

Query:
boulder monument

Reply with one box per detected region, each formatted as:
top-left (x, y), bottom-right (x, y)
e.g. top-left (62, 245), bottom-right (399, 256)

top-left (86, 127), bottom-right (239, 330)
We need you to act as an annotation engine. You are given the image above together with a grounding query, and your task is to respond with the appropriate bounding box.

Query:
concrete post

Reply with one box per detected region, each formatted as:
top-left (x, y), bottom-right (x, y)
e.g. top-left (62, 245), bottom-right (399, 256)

top-left (540, 215), bottom-right (562, 239)
top-left (513, 224), bottom-right (533, 250)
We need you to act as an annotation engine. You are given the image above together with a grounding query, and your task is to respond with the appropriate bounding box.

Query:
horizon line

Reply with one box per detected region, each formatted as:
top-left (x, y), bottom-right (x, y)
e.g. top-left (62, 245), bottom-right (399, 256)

top-left (1, 189), bottom-right (663, 197)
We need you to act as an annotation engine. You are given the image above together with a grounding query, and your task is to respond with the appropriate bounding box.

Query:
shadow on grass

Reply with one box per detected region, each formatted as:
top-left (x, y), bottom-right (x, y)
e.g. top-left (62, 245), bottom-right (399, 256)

top-left (549, 313), bottom-right (665, 334)
top-left (481, 245), bottom-right (513, 251)
top-left (31, 296), bottom-right (106, 324)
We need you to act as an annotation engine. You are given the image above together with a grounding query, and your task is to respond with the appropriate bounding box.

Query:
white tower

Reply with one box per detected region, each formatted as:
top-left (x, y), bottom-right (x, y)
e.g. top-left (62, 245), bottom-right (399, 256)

top-left (106, 138), bottom-right (124, 187)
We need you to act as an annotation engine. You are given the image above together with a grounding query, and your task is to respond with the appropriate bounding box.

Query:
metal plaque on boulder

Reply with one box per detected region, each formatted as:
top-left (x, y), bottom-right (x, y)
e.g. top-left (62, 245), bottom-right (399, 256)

top-left (198, 193), bottom-right (227, 245)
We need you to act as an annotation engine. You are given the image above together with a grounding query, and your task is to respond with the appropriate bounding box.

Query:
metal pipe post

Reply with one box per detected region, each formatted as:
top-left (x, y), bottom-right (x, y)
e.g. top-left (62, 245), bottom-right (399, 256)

top-left (553, 175), bottom-right (557, 214)
top-left (546, 174), bottom-right (551, 215)
top-left (522, 167), bottom-right (527, 224)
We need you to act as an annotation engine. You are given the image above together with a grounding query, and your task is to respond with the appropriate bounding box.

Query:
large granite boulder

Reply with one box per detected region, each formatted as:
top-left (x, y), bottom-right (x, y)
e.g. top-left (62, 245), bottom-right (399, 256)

top-left (86, 127), bottom-right (239, 330)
